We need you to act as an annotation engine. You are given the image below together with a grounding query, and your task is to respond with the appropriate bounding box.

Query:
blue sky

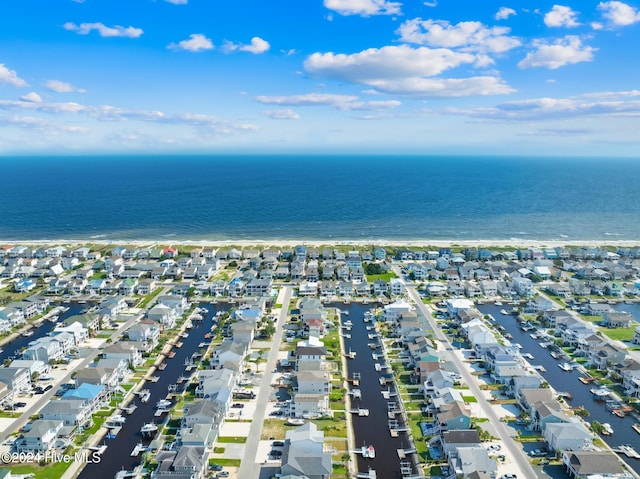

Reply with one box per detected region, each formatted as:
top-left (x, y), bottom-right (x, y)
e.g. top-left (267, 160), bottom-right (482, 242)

top-left (1, 0), bottom-right (640, 155)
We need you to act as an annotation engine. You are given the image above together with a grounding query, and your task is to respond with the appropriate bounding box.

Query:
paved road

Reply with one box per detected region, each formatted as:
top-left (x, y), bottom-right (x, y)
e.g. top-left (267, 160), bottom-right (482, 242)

top-left (0, 312), bottom-right (141, 443)
top-left (403, 282), bottom-right (538, 478)
top-left (238, 286), bottom-right (292, 479)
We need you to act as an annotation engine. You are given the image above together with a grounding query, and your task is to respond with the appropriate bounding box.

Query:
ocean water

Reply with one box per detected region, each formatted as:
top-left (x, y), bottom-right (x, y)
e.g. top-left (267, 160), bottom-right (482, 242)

top-left (1, 155), bottom-right (639, 241)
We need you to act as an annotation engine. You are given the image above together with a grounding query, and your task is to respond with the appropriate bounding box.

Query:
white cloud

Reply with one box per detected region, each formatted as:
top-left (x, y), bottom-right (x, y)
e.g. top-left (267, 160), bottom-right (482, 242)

top-left (165, 0), bottom-right (188, 4)
top-left (256, 93), bottom-right (358, 107)
top-left (0, 99), bottom-right (256, 134)
top-left (281, 49), bottom-right (297, 56)
top-left (0, 115), bottom-right (88, 133)
top-left (168, 34), bottom-right (214, 52)
top-left (20, 92), bottom-right (42, 103)
top-left (303, 45), bottom-right (514, 97)
top-left (262, 109), bottom-right (300, 120)
top-left (544, 5), bottom-right (580, 27)
top-left (323, 0), bottom-right (401, 17)
top-left (0, 64), bottom-right (28, 87)
top-left (597, 1), bottom-right (640, 26)
top-left (461, 96), bottom-right (640, 120)
top-left (63, 22), bottom-right (143, 38)
top-left (495, 7), bottom-right (516, 20)
top-left (582, 89), bottom-right (640, 98)
top-left (423, 1), bottom-right (437, 7)
top-left (397, 19), bottom-right (521, 53)
top-left (337, 100), bottom-right (401, 110)
top-left (223, 37), bottom-right (270, 54)
top-left (256, 93), bottom-right (402, 111)
top-left (518, 36), bottom-right (596, 69)
top-left (45, 79), bottom-right (86, 93)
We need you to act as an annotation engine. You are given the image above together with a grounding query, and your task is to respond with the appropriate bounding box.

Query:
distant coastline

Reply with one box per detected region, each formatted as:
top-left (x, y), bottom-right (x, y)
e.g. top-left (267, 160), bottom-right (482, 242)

top-left (2, 238), bottom-right (640, 249)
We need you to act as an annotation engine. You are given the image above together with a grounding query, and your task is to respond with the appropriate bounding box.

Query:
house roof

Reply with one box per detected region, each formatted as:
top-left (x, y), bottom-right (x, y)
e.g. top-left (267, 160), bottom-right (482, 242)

top-left (442, 429), bottom-right (480, 444)
top-left (62, 383), bottom-right (104, 400)
top-left (566, 451), bottom-right (624, 475)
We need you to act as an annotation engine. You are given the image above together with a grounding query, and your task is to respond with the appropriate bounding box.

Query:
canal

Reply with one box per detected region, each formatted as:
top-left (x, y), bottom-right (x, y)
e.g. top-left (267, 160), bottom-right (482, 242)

top-left (338, 302), bottom-right (415, 479)
top-left (78, 302), bottom-right (227, 479)
top-left (476, 303), bottom-right (640, 475)
top-left (0, 303), bottom-right (87, 363)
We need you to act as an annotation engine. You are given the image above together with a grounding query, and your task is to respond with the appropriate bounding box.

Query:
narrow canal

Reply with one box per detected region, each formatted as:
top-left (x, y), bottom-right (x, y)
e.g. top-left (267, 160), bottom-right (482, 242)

top-left (78, 302), bottom-right (227, 479)
top-left (338, 302), bottom-right (414, 479)
top-left (476, 303), bottom-right (640, 475)
top-left (0, 303), bottom-right (87, 363)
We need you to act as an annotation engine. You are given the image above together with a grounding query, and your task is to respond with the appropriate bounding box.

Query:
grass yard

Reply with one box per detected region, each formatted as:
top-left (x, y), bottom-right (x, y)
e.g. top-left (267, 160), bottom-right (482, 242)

top-left (599, 326), bottom-right (636, 341)
top-left (209, 458), bottom-right (241, 467)
top-left (216, 436), bottom-right (247, 444)
top-left (365, 272), bottom-right (398, 282)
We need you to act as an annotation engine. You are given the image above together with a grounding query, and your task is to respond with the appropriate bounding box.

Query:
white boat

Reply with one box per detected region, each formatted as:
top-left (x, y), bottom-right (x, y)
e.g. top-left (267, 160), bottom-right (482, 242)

top-left (344, 320), bottom-right (353, 327)
top-left (602, 423), bottom-right (614, 435)
top-left (591, 387), bottom-right (612, 399)
top-left (362, 445), bottom-right (375, 458)
top-left (140, 423), bottom-right (158, 435)
top-left (358, 409), bottom-right (369, 417)
top-left (522, 353), bottom-right (534, 360)
top-left (140, 390), bottom-right (151, 403)
top-left (48, 315), bottom-right (59, 323)
top-left (156, 399), bottom-right (172, 409)
top-left (558, 362), bottom-right (573, 371)
top-left (539, 342), bottom-right (549, 349)
top-left (110, 415), bottom-right (126, 424)
top-left (374, 363), bottom-right (381, 372)
top-left (500, 309), bottom-right (508, 315)
top-left (21, 330), bottom-right (34, 337)
top-left (513, 343), bottom-right (523, 349)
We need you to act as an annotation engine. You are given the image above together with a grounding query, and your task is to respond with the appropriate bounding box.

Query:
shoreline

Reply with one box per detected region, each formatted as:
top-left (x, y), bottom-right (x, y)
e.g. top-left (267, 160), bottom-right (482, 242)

top-left (2, 238), bottom-right (640, 249)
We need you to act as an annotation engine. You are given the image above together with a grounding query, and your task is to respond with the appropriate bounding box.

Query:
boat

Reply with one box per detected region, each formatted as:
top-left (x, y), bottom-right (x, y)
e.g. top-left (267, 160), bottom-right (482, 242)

top-left (48, 315), bottom-right (59, 323)
top-left (362, 445), bottom-right (375, 458)
top-left (495, 301), bottom-right (503, 306)
top-left (156, 399), bottom-right (172, 409)
top-left (539, 342), bottom-right (549, 349)
top-left (286, 418), bottom-right (305, 426)
top-left (110, 415), bottom-right (126, 424)
top-left (500, 309), bottom-right (508, 315)
top-left (87, 445), bottom-right (107, 454)
top-left (558, 362), bottom-right (573, 371)
top-left (358, 409), bottom-right (369, 417)
top-left (21, 330), bottom-right (33, 337)
top-left (590, 387), bottom-right (611, 399)
top-left (347, 349), bottom-right (356, 359)
top-left (601, 423), bottom-right (614, 436)
top-left (632, 423), bottom-right (640, 434)
top-left (158, 363), bottom-right (167, 370)
top-left (374, 363), bottom-right (381, 372)
top-left (140, 423), bottom-right (158, 436)
top-left (522, 353), bottom-right (534, 360)
top-left (344, 320), bottom-right (353, 327)
top-left (513, 343), bottom-right (523, 349)
top-left (140, 389), bottom-right (151, 403)
top-left (149, 376), bottom-right (160, 383)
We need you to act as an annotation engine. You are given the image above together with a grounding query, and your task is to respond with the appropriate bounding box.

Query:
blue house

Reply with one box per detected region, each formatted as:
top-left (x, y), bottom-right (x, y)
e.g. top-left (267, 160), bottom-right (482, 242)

top-left (15, 279), bottom-right (36, 293)
top-left (62, 383), bottom-right (106, 412)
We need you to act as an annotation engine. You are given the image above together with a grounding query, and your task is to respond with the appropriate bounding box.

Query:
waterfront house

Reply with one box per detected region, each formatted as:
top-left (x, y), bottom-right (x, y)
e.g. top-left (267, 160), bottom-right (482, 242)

top-left (102, 342), bottom-right (143, 367)
top-left (16, 419), bottom-right (63, 453)
top-left (526, 296), bottom-right (554, 314)
top-left (147, 304), bottom-right (177, 328)
top-left (531, 400), bottom-right (570, 432)
top-left (295, 370), bottom-right (331, 395)
top-left (62, 383), bottom-right (108, 414)
top-left (157, 295), bottom-right (188, 316)
top-left (441, 430), bottom-right (481, 458)
top-left (127, 320), bottom-right (161, 347)
top-left (383, 299), bottom-right (413, 321)
top-left (562, 451), bottom-right (626, 479)
top-left (74, 366), bottom-right (119, 390)
top-left (182, 400), bottom-right (224, 429)
top-left (602, 310), bottom-right (633, 328)
top-left (508, 376), bottom-right (543, 398)
top-left (449, 447), bottom-right (497, 478)
top-left (544, 421), bottom-right (592, 452)
top-left (295, 338), bottom-right (327, 371)
top-left (9, 359), bottom-right (49, 378)
top-left (290, 393), bottom-right (329, 418)
top-left (516, 388), bottom-right (556, 415)
top-left (211, 341), bottom-right (248, 370)
top-left (513, 277), bottom-right (534, 297)
top-left (588, 342), bottom-right (627, 369)
top-left (177, 423), bottom-right (216, 449)
top-left (98, 296), bottom-right (128, 318)
top-left (543, 309), bottom-right (573, 327)
top-left (40, 399), bottom-right (92, 427)
top-left (390, 277), bottom-right (406, 296)
top-left (280, 422), bottom-right (331, 479)
top-left (620, 365), bottom-right (640, 397)
top-left (22, 338), bottom-right (64, 363)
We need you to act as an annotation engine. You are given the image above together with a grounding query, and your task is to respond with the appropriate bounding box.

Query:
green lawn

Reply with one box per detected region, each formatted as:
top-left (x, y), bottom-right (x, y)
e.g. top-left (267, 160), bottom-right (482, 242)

top-left (216, 436), bottom-right (247, 444)
top-left (209, 458), bottom-right (241, 467)
top-left (365, 272), bottom-right (398, 282)
top-left (599, 326), bottom-right (635, 341)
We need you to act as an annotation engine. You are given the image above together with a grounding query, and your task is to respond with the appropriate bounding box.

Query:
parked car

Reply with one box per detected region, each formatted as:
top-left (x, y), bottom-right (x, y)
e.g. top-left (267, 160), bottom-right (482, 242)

top-left (270, 450), bottom-right (283, 457)
top-left (272, 441), bottom-right (285, 447)
top-left (208, 464), bottom-right (223, 471)
top-left (14, 402), bottom-right (27, 408)
top-left (216, 472), bottom-right (229, 478)
top-left (231, 403), bottom-right (244, 409)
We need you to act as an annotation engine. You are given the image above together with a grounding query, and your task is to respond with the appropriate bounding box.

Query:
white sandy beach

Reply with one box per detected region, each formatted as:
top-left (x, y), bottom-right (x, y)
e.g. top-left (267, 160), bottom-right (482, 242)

top-left (4, 238), bottom-right (640, 249)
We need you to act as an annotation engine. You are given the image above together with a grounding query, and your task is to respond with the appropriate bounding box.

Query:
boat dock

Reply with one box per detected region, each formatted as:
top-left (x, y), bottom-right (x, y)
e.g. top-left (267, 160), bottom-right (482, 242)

top-left (613, 445), bottom-right (640, 459)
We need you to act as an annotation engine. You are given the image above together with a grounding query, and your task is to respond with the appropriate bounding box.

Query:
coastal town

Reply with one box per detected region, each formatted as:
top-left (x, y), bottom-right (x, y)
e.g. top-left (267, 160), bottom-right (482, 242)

top-left (0, 242), bottom-right (640, 479)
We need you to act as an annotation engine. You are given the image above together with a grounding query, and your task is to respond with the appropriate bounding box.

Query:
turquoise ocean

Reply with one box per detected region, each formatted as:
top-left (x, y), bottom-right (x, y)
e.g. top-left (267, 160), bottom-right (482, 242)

top-left (1, 155), bottom-right (639, 241)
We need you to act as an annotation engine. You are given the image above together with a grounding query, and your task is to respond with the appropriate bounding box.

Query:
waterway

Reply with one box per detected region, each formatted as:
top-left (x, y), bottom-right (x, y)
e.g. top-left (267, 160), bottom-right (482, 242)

top-left (338, 302), bottom-right (415, 479)
top-left (476, 304), bottom-right (640, 475)
top-left (0, 303), bottom-right (86, 363)
top-left (78, 302), bottom-right (227, 479)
